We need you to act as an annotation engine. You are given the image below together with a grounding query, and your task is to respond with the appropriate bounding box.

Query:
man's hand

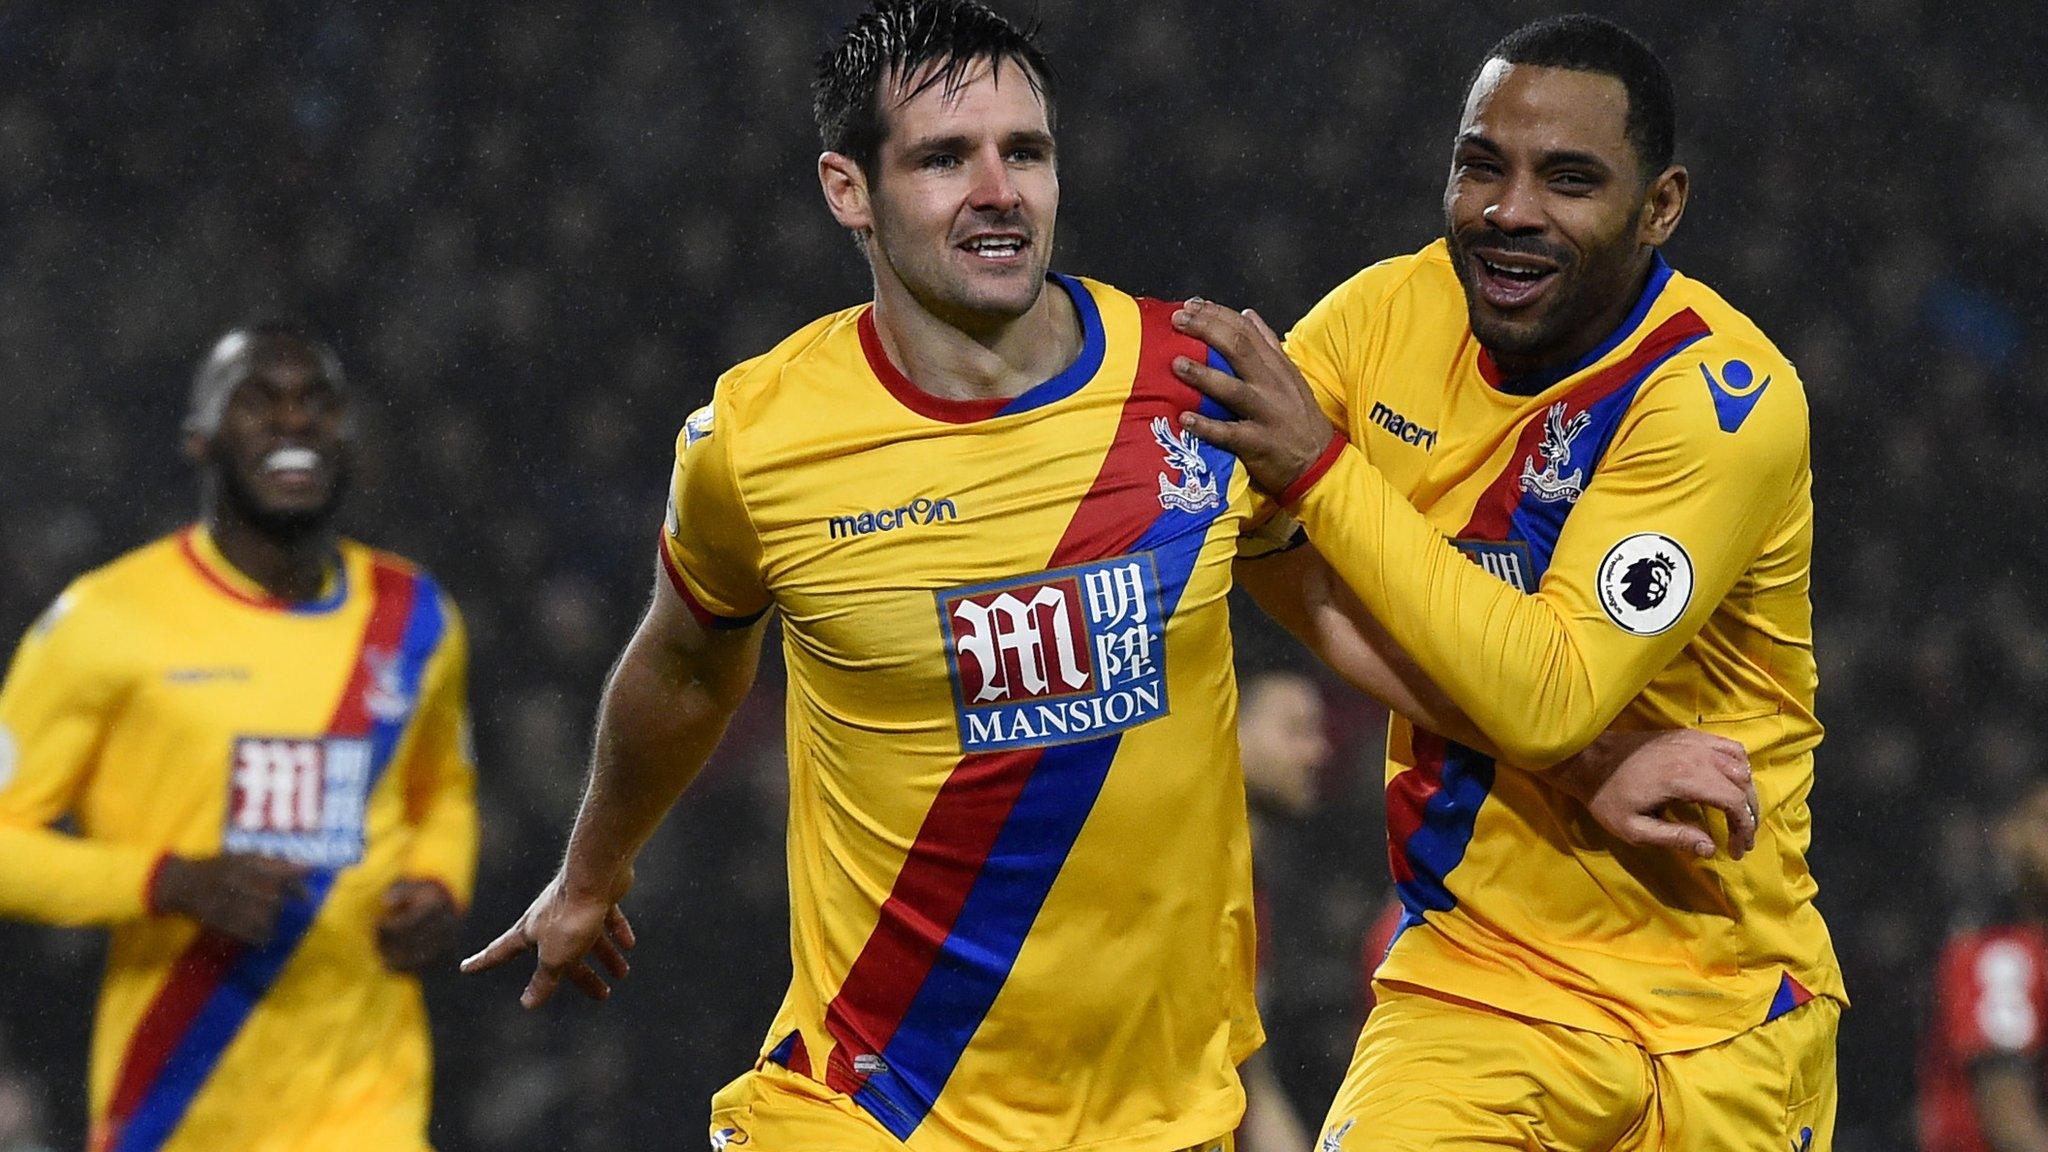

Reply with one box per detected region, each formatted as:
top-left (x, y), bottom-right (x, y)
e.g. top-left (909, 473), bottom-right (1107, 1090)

top-left (149, 853), bottom-right (309, 945)
top-left (376, 880), bottom-right (462, 973)
top-left (459, 869), bottom-right (635, 1009)
top-left (1169, 299), bottom-right (1343, 499)
top-left (1553, 730), bottom-right (1760, 859)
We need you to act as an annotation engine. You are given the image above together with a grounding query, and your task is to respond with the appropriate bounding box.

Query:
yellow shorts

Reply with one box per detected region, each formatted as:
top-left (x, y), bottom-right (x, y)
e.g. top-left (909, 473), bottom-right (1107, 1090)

top-left (709, 1061), bottom-right (1235, 1152)
top-left (1317, 983), bottom-right (1837, 1151)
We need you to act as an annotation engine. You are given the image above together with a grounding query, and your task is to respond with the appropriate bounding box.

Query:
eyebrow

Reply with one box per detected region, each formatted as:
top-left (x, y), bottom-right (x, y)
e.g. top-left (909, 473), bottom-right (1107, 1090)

top-left (901, 128), bottom-right (1056, 156)
top-left (1455, 131), bottom-right (1614, 174)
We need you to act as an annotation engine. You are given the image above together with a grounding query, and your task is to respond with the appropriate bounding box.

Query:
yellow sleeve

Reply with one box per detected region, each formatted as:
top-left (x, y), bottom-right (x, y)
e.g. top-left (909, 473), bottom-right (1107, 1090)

top-left (401, 595), bottom-right (479, 909)
top-left (1284, 264), bottom-right (1380, 430)
top-left (1289, 350), bottom-right (1808, 767)
top-left (659, 400), bottom-right (770, 625)
top-left (0, 589), bottom-right (158, 925)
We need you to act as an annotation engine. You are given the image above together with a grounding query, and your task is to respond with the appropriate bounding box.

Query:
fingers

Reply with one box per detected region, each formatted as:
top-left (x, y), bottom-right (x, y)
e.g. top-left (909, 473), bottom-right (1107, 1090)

top-left (1176, 410), bottom-right (1248, 455)
top-left (591, 933), bottom-right (632, 981)
top-left (460, 924), bottom-right (533, 975)
top-left (522, 962), bottom-right (564, 1010)
top-left (1170, 352), bottom-right (1255, 413)
top-left (607, 905), bottom-right (637, 950)
top-left (1241, 308), bottom-right (1284, 352)
top-left (1620, 813), bottom-right (1717, 858)
top-left (1173, 298), bottom-right (1262, 364)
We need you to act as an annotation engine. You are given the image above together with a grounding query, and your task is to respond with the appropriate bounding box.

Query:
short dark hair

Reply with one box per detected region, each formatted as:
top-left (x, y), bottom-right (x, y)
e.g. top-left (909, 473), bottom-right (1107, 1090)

top-left (185, 319), bottom-right (346, 435)
top-left (813, 0), bottom-right (1054, 172)
top-left (1478, 14), bottom-right (1676, 177)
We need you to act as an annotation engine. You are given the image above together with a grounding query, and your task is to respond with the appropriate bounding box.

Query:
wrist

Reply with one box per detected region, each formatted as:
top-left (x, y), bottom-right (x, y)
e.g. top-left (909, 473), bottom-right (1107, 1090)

top-left (145, 852), bottom-right (183, 917)
top-left (1278, 430), bottom-right (1350, 508)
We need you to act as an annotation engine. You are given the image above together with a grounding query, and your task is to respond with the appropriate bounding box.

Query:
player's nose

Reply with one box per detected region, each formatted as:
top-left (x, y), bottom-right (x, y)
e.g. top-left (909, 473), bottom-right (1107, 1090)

top-left (1481, 174), bottom-right (1545, 234)
top-left (967, 151), bottom-right (1023, 213)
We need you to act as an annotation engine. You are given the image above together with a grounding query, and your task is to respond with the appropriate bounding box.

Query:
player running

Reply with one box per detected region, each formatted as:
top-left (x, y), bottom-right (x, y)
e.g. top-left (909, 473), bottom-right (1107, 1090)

top-left (1174, 14), bottom-right (1845, 1150)
top-left (1921, 776), bottom-right (2048, 1151)
top-left (0, 323), bottom-right (478, 1152)
top-left (465, 5), bottom-right (1760, 1151)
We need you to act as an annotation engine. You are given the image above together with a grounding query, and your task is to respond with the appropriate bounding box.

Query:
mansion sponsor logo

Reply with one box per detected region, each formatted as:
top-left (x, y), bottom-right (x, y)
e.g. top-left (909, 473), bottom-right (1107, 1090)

top-left (937, 554), bottom-right (1170, 752)
top-left (828, 497), bottom-right (960, 540)
top-left (224, 736), bottom-right (373, 868)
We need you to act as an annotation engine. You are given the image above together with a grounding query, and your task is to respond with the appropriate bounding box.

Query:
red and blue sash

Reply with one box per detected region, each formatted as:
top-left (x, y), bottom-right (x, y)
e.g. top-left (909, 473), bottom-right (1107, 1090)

top-left (95, 558), bottom-right (444, 1152)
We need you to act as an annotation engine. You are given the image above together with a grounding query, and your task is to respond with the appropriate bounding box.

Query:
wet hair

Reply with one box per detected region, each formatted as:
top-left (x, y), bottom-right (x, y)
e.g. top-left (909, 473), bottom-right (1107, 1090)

top-left (1478, 14), bottom-right (1676, 177)
top-left (184, 319), bottom-right (346, 436)
top-left (813, 0), bottom-right (1054, 172)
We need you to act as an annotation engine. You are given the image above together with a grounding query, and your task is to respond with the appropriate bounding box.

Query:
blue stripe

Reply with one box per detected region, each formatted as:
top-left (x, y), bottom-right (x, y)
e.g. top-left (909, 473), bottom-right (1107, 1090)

top-left (994, 274), bottom-right (1105, 417)
top-left (853, 437), bottom-right (1239, 1137)
top-left (1491, 252), bottom-right (1673, 396)
top-left (118, 574), bottom-right (444, 1151)
top-left (1393, 742), bottom-right (1496, 917)
top-left (766, 1031), bottom-right (799, 1068)
top-left (116, 872), bottom-right (340, 1152)
top-left (366, 576), bottom-right (445, 791)
top-left (1764, 973), bottom-right (1804, 1022)
top-left (1503, 331), bottom-right (1707, 581)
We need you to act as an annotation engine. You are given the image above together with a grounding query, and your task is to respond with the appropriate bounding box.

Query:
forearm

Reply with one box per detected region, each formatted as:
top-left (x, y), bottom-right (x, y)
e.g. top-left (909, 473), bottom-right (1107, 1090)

top-left (0, 822), bottom-right (157, 926)
top-left (1291, 448), bottom-right (1611, 765)
top-left (560, 618), bottom-right (760, 896)
top-left (1237, 549), bottom-right (1498, 757)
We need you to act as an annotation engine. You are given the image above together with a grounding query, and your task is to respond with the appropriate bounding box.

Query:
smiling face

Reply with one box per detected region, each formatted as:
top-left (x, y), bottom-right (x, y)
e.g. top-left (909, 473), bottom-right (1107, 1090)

top-left (186, 332), bottom-right (353, 540)
top-left (1444, 60), bottom-right (1686, 375)
top-left (824, 56), bottom-right (1057, 331)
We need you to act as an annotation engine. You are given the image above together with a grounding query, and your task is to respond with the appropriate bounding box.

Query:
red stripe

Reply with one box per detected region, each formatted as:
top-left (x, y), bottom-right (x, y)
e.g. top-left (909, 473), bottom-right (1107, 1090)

top-left (100, 558), bottom-right (417, 1138)
top-left (1784, 972), bottom-right (1814, 1006)
top-left (819, 298), bottom-right (1206, 1091)
top-left (1460, 309), bottom-right (1710, 541)
top-left (1048, 298), bottom-right (1206, 565)
top-left (1385, 733), bottom-right (1448, 886)
top-left (785, 1032), bottom-right (812, 1078)
top-left (822, 748), bottom-right (1041, 1093)
top-left (101, 934), bottom-right (241, 1125)
top-left (657, 538), bottom-right (720, 630)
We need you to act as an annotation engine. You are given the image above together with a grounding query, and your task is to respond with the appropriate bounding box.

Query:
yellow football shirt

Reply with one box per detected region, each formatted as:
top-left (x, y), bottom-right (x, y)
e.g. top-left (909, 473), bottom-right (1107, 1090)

top-left (1286, 239), bottom-right (1844, 1053)
top-left (0, 527), bottom-right (477, 1152)
top-left (665, 275), bottom-right (1267, 1152)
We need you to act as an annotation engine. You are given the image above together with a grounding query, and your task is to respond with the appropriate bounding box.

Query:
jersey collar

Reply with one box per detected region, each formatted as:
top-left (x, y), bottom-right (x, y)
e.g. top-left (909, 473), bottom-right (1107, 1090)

top-left (860, 272), bottom-right (1107, 424)
top-left (179, 525), bottom-right (350, 615)
top-left (1477, 250), bottom-right (1675, 396)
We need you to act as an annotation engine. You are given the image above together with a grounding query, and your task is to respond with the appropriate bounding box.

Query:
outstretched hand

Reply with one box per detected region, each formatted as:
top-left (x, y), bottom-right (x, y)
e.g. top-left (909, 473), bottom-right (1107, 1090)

top-left (1554, 730), bottom-right (1760, 859)
top-left (1169, 299), bottom-right (1343, 499)
top-left (459, 869), bottom-right (636, 1009)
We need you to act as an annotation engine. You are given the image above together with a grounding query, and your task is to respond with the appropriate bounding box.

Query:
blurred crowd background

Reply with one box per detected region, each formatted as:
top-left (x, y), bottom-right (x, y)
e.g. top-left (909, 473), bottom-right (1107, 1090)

top-left (0, 2), bottom-right (2037, 1149)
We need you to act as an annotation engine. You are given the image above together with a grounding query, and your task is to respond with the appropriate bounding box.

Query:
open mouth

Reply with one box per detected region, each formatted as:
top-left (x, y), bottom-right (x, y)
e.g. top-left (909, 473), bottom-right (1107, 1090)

top-left (262, 446), bottom-right (323, 486)
top-left (959, 233), bottom-right (1029, 263)
top-left (1470, 250), bottom-right (1561, 310)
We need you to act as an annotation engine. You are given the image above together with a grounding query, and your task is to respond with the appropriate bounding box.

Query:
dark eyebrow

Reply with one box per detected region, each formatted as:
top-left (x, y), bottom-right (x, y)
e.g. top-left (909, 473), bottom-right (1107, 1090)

top-left (904, 133), bottom-right (975, 156)
top-left (1454, 132), bottom-right (1615, 176)
top-left (1003, 129), bottom-right (1055, 152)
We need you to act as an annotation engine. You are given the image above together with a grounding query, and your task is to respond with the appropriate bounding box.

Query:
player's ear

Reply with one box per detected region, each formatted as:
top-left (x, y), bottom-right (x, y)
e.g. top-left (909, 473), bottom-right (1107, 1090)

top-left (1640, 163), bottom-right (1688, 247)
top-left (181, 429), bottom-right (209, 465)
top-left (819, 151), bottom-right (873, 234)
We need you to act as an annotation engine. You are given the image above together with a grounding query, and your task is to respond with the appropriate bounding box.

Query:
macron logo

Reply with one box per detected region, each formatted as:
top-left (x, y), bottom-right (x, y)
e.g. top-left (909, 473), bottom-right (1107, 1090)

top-left (828, 497), bottom-right (960, 540)
top-left (1368, 402), bottom-right (1438, 452)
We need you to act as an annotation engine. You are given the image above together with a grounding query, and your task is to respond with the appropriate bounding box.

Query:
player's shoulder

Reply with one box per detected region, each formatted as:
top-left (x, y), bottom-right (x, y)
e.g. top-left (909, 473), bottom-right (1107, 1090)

top-left (16, 532), bottom-right (188, 652)
top-left (342, 540), bottom-right (465, 632)
top-left (708, 305), bottom-right (869, 424)
top-left (1316, 240), bottom-right (1459, 317)
top-left (1630, 271), bottom-right (1808, 447)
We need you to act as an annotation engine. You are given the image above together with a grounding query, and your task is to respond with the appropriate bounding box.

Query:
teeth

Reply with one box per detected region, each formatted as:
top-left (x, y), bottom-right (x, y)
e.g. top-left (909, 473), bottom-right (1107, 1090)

top-left (1483, 258), bottom-right (1547, 279)
top-left (265, 447), bottom-right (319, 473)
top-left (968, 237), bottom-right (1023, 257)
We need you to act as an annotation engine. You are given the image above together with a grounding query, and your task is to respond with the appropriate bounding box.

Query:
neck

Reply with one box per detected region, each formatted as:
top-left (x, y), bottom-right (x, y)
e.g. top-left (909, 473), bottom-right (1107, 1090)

top-left (869, 272), bottom-right (1080, 403)
top-left (1491, 248), bottom-right (1656, 379)
top-left (203, 501), bottom-right (336, 603)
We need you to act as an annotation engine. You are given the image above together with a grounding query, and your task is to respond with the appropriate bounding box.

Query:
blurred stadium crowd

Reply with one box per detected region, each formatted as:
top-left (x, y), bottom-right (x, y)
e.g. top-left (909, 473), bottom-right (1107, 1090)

top-left (0, 3), bottom-right (2038, 1149)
